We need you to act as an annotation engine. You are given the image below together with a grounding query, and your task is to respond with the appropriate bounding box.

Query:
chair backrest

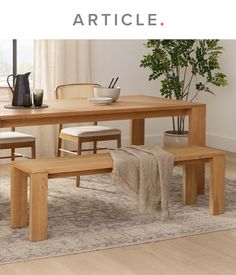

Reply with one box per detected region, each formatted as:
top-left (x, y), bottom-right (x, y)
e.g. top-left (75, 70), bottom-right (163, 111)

top-left (55, 83), bottom-right (100, 100)
top-left (55, 83), bottom-right (100, 128)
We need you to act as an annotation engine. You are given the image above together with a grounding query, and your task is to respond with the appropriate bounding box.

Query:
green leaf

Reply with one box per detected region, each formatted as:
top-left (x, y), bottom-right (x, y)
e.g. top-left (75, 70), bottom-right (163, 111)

top-left (140, 39), bottom-right (228, 133)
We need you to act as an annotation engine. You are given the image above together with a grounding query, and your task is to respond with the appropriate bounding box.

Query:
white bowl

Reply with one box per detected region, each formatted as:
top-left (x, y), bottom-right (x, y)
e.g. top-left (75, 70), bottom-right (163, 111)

top-left (88, 97), bottom-right (113, 105)
top-left (94, 87), bottom-right (120, 102)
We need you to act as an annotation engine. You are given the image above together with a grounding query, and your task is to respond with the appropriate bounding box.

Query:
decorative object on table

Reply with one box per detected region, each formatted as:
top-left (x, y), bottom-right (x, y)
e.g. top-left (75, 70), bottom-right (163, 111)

top-left (93, 88), bottom-right (120, 102)
top-left (7, 72), bottom-right (31, 106)
top-left (33, 89), bottom-right (44, 106)
top-left (23, 92), bottom-right (32, 107)
top-left (140, 40), bottom-right (228, 146)
top-left (88, 97), bottom-right (113, 105)
top-left (4, 104), bottom-right (48, 109)
top-left (108, 77), bottom-right (119, 88)
top-left (94, 77), bottom-right (120, 102)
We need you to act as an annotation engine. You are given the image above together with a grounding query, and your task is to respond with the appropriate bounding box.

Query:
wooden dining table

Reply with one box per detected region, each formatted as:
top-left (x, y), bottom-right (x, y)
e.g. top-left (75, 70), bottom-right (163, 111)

top-left (0, 95), bottom-right (206, 194)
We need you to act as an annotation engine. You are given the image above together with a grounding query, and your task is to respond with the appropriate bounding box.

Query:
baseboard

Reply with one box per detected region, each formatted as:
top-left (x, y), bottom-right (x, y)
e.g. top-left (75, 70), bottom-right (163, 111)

top-left (121, 134), bottom-right (164, 147)
top-left (122, 133), bottom-right (236, 154)
top-left (206, 134), bottom-right (236, 153)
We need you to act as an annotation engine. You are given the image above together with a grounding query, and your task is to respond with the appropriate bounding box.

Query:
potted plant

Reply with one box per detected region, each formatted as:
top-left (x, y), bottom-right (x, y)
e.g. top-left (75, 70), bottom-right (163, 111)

top-left (140, 40), bottom-right (227, 146)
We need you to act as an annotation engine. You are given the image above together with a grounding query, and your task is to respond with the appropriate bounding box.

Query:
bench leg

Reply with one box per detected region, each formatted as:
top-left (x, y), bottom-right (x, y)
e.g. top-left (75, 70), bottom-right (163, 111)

top-left (196, 162), bottom-right (205, 194)
top-left (209, 155), bottom-right (225, 215)
top-left (182, 164), bottom-right (198, 204)
top-left (11, 166), bottom-right (27, 228)
top-left (185, 162), bottom-right (205, 195)
top-left (29, 172), bottom-right (48, 241)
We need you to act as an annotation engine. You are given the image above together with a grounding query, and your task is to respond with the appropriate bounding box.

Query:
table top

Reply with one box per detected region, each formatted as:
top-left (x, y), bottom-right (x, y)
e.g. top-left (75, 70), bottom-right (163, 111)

top-left (0, 95), bottom-right (205, 127)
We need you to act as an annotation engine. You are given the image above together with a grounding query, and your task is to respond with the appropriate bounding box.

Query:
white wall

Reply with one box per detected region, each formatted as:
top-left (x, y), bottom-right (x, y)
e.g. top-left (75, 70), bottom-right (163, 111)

top-left (90, 40), bottom-right (172, 146)
top-left (198, 40), bottom-right (236, 152)
top-left (90, 40), bottom-right (236, 152)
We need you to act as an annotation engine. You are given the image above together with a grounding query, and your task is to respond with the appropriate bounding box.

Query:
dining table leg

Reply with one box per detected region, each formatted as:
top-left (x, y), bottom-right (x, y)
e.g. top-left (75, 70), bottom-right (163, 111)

top-left (130, 119), bottom-right (145, 145)
top-left (188, 105), bottom-right (206, 195)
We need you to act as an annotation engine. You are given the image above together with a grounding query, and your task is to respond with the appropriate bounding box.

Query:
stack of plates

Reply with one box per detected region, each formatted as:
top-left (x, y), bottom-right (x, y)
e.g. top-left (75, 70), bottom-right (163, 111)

top-left (87, 97), bottom-right (113, 105)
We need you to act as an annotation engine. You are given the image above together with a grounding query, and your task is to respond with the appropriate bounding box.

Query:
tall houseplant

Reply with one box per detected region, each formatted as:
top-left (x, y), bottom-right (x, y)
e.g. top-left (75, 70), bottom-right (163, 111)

top-left (140, 40), bottom-right (227, 137)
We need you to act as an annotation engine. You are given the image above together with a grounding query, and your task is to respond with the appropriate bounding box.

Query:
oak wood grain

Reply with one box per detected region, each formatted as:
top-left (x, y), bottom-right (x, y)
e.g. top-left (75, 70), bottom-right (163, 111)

top-left (12, 146), bottom-right (224, 176)
top-left (0, 96), bottom-right (205, 127)
top-left (10, 166), bottom-right (27, 228)
top-left (29, 172), bottom-right (48, 241)
top-left (209, 155), bottom-right (225, 214)
top-left (188, 105), bottom-right (206, 195)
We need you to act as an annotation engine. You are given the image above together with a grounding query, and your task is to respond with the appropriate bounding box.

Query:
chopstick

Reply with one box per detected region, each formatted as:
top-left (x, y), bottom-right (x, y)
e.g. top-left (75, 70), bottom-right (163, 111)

top-left (108, 78), bottom-right (114, 88)
top-left (108, 77), bottom-right (119, 88)
top-left (111, 77), bottom-right (119, 88)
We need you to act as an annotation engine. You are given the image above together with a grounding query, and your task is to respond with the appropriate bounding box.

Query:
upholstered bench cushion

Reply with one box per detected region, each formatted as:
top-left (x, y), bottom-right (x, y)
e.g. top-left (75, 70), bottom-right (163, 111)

top-left (0, 132), bottom-right (36, 144)
top-left (61, 126), bottom-right (121, 137)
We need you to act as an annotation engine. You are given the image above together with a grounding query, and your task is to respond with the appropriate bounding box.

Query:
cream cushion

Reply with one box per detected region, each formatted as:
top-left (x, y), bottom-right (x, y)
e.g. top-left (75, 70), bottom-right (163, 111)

top-left (61, 126), bottom-right (121, 138)
top-left (0, 132), bottom-right (36, 144)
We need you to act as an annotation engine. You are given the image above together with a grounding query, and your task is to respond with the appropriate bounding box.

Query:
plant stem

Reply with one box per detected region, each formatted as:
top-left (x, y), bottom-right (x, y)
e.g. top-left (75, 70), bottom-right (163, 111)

top-left (172, 116), bottom-right (176, 133)
top-left (181, 116), bottom-right (185, 132)
top-left (185, 73), bottom-right (194, 101)
top-left (177, 116), bottom-right (180, 133)
top-left (190, 80), bottom-right (208, 101)
top-left (183, 73), bottom-right (194, 99)
top-left (181, 67), bottom-right (188, 99)
top-left (190, 90), bottom-right (200, 101)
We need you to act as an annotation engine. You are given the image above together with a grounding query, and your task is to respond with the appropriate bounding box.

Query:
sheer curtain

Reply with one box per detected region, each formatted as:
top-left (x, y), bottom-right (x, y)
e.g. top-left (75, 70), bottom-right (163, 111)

top-left (30, 40), bottom-right (91, 157)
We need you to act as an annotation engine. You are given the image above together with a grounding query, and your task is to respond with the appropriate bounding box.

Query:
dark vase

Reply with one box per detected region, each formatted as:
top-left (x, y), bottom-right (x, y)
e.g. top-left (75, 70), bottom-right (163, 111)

top-left (7, 72), bottom-right (31, 106)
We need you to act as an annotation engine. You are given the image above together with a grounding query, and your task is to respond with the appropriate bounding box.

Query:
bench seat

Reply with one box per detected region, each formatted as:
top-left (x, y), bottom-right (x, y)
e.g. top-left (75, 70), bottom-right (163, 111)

top-left (11, 145), bottom-right (225, 241)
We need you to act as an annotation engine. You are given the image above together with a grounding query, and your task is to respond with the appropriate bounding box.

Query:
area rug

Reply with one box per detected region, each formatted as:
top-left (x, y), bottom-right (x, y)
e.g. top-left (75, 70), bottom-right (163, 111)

top-left (1, 169), bottom-right (236, 264)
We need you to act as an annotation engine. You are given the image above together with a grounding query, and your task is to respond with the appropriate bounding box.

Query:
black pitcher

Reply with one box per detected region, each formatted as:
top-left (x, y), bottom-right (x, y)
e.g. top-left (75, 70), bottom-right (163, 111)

top-left (7, 72), bottom-right (31, 106)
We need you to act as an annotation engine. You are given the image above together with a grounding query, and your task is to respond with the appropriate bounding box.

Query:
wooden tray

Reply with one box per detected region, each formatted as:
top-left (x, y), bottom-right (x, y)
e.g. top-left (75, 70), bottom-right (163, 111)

top-left (4, 104), bottom-right (48, 109)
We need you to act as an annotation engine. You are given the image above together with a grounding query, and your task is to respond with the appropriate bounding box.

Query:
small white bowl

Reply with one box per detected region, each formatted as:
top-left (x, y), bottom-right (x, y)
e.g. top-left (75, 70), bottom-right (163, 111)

top-left (94, 87), bottom-right (120, 102)
top-left (88, 97), bottom-right (113, 105)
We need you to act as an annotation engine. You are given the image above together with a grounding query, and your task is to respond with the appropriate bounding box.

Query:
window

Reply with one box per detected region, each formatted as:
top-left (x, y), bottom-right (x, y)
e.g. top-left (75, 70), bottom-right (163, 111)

top-left (0, 40), bottom-right (12, 86)
top-left (17, 40), bottom-right (34, 85)
top-left (0, 39), bottom-right (34, 87)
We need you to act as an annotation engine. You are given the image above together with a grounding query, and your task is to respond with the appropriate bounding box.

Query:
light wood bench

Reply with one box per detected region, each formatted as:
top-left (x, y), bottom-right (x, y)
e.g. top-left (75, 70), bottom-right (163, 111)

top-left (11, 145), bottom-right (225, 241)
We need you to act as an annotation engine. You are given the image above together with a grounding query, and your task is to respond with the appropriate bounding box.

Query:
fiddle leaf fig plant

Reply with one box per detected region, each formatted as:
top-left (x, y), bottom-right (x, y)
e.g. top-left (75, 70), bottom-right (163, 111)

top-left (140, 39), bottom-right (227, 134)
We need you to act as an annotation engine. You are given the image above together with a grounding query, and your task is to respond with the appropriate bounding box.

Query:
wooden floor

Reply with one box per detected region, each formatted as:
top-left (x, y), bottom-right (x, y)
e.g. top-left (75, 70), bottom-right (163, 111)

top-left (0, 152), bottom-right (236, 275)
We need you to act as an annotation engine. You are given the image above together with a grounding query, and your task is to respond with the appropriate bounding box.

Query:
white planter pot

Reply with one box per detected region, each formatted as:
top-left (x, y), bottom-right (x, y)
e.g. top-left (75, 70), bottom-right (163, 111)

top-left (163, 130), bottom-right (189, 147)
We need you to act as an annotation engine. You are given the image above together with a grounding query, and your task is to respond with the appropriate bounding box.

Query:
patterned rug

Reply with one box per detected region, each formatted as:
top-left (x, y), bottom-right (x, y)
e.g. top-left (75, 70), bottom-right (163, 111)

top-left (1, 169), bottom-right (236, 264)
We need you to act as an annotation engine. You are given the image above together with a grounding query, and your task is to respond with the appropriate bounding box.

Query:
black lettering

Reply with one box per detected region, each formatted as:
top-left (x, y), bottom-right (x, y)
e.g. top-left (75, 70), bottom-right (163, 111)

top-left (101, 14), bottom-right (111, 25)
top-left (122, 14), bottom-right (132, 26)
top-left (114, 14), bottom-right (118, 25)
top-left (89, 14), bottom-right (98, 25)
top-left (148, 14), bottom-right (157, 25)
top-left (136, 14), bottom-right (144, 26)
top-left (73, 14), bottom-right (84, 26)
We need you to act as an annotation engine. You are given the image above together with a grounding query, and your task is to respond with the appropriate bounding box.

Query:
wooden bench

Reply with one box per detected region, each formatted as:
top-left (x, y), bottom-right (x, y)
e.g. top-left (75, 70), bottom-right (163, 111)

top-left (10, 145), bottom-right (225, 241)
